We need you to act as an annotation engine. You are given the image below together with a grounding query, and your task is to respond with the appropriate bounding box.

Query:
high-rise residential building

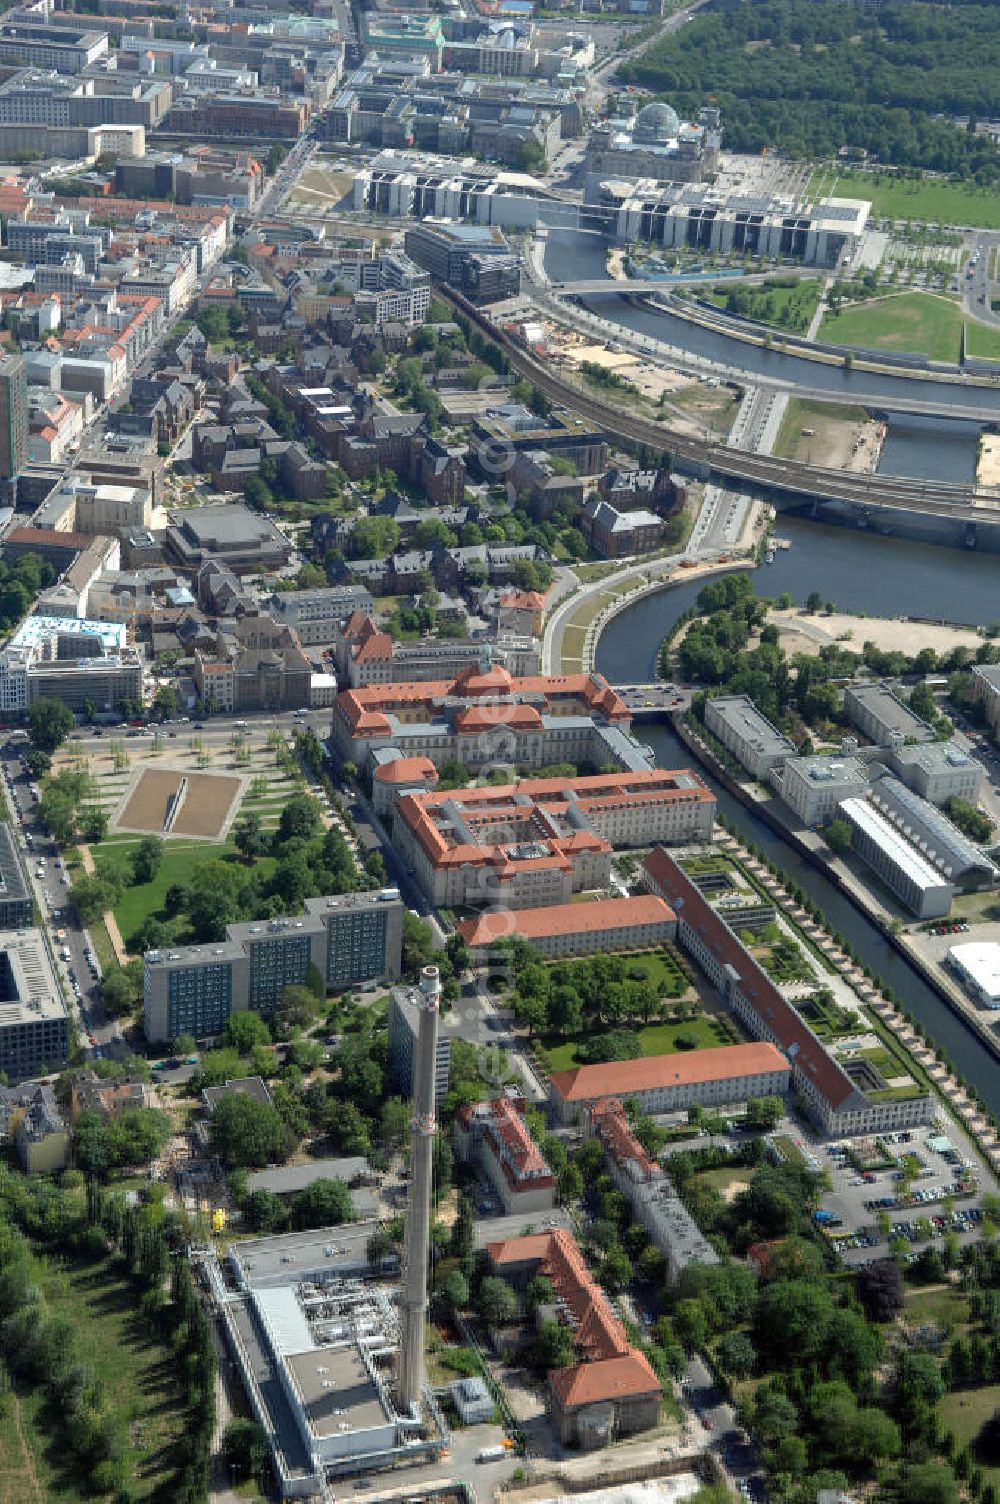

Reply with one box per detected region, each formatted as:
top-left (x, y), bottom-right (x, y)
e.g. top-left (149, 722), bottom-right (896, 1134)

top-left (387, 981), bottom-right (452, 1107)
top-left (0, 354), bottom-right (28, 495)
top-left (143, 891), bottom-right (404, 1042)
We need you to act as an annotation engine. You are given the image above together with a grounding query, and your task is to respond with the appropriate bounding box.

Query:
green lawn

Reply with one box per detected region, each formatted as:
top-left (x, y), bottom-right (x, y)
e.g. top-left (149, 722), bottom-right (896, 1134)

top-left (94, 840), bottom-right (275, 949)
top-left (940, 1385), bottom-right (1000, 1484)
top-left (819, 292), bottom-right (967, 361)
top-left (16, 1250), bottom-right (186, 1501)
top-left (693, 1165), bottom-right (752, 1195)
top-left (537, 1011), bottom-right (733, 1073)
top-left (903, 1285), bottom-right (969, 1333)
top-left (964, 320), bottom-right (1000, 362)
top-left (831, 170), bottom-right (1000, 231)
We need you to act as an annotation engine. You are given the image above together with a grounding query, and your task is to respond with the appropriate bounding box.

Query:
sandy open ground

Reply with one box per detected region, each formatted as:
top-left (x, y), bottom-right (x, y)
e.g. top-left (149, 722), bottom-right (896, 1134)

top-left (770, 608), bottom-right (983, 658)
top-left (977, 433), bottom-right (1000, 489)
top-left (116, 769), bottom-right (242, 838)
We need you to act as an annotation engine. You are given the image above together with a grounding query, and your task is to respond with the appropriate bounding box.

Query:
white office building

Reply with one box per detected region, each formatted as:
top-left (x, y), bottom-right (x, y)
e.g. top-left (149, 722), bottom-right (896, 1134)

top-left (704, 694), bottom-right (795, 778)
top-left (838, 796), bottom-right (956, 919)
top-left (781, 754), bottom-right (869, 827)
top-left (888, 740), bottom-right (985, 806)
top-left (948, 942), bottom-right (1000, 1008)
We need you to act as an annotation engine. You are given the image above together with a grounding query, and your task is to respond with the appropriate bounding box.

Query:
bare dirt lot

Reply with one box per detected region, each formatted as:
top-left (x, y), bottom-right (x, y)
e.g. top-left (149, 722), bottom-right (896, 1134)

top-left (171, 772), bottom-right (242, 838)
top-left (769, 608), bottom-right (983, 659)
top-left (116, 769), bottom-right (241, 839)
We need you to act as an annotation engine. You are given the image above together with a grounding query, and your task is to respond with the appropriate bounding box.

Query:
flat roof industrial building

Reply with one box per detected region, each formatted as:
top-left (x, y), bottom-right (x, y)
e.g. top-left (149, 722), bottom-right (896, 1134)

top-left (838, 796), bottom-right (956, 919)
top-left (210, 1224), bottom-right (447, 1499)
top-left (948, 942), bottom-right (1000, 1008)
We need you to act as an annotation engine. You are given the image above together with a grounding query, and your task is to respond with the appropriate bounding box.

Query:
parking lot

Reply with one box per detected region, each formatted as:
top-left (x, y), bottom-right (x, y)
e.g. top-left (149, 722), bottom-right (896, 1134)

top-left (803, 1116), bottom-right (997, 1266)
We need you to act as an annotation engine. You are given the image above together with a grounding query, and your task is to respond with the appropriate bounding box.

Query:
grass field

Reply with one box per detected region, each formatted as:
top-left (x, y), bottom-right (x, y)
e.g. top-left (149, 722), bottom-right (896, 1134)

top-left (965, 320), bottom-right (1000, 362)
top-left (822, 170), bottom-right (1000, 231)
top-left (94, 840), bottom-right (275, 949)
top-left (820, 292), bottom-right (967, 361)
top-left (10, 1250), bottom-right (185, 1502)
top-left (820, 290), bottom-right (1000, 363)
top-left (773, 398), bottom-right (869, 462)
top-left (706, 278), bottom-right (821, 333)
top-left (903, 1285), bottom-right (969, 1333)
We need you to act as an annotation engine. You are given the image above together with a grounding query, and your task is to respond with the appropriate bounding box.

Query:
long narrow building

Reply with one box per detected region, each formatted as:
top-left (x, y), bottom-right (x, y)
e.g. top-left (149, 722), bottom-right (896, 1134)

top-left (643, 847), bottom-right (934, 1136)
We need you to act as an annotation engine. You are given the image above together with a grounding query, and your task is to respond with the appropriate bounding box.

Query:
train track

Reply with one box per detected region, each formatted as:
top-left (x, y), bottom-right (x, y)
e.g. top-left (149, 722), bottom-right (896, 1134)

top-left (445, 288), bottom-right (994, 524)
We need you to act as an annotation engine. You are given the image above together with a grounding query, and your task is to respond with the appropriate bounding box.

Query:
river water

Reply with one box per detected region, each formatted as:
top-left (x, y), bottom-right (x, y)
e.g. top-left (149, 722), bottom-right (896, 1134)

top-left (595, 522), bottom-right (1000, 1112)
top-left (542, 228), bottom-right (992, 474)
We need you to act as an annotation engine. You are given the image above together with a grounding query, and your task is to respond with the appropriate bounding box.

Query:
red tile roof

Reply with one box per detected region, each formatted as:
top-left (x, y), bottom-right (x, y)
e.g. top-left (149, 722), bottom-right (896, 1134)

top-left (487, 1229), bottom-right (659, 1411)
top-left (396, 770), bottom-right (712, 874)
top-left (643, 846), bottom-right (859, 1112)
top-left (334, 669), bottom-right (631, 736)
top-left (549, 1041), bottom-right (789, 1106)
top-left (457, 894), bottom-right (675, 948)
top-left (587, 1098), bottom-right (658, 1179)
top-left (549, 1352), bottom-right (660, 1409)
top-left (373, 756), bottom-right (438, 785)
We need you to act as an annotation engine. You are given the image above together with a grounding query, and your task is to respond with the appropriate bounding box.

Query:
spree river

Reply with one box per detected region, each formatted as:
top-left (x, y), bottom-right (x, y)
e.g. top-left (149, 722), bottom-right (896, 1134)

top-left (595, 522), bottom-right (1000, 1113)
top-left (543, 229), bottom-right (991, 476)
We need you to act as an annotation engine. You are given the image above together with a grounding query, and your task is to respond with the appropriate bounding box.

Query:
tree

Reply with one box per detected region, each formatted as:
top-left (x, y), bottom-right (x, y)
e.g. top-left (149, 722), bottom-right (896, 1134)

top-left (24, 748), bottom-right (51, 779)
top-left (290, 1178), bottom-right (353, 1230)
top-left (477, 1276), bottom-right (518, 1327)
top-left (28, 697), bottom-right (74, 752)
top-left (276, 795), bottom-right (322, 845)
top-left (234, 811), bottom-right (269, 861)
top-left (222, 1418), bottom-right (268, 1481)
top-left (806, 591), bottom-right (822, 613)
top-left (153, 684), bottom-right (177, 719)
top-left (131, 835), bottom-right (164, 885)
top-left (943, 796), bottom-right (995, 843)
top-left (243, 1188), bottom-right (287, 1233)
top-left (441, 1269), bottom-right (469, 1311)
top-left (673, 1299), bottom-right (709, 1351)
top-left (224, 1011), bottom-right (271, 1054)
top-left (244, 474), bottom-right (273, 510)
top-left (856, 1258), bottom-right (904, 1322)
top-left (100, 969), bottom-right (137, 1017)
top-left (69, 873), bottom-right (120, 924)
top-left (753, 1280), bottom-right (834, 1366)
top-left (536, 1316), bottom-right (575, 1370)
top-left (279, 984), bottom-right (320, 1028)
top-left (351, 516), bottom-right (400, 559)
top-left (824, 817), bottom-right (853, 853)
top-left (716, 1331), bottom-right (756, 1379)
top-left (379, 1096), bottom-right (410, 1150)
top-left (892, 1463), bottom-right (957, 1504)
top-left (209, 1093), bottom-right (293, 1168)
top-left (82, 807), bottom-right (108, 844)
top-left (526, 1276), bottom-right (554, 1314)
